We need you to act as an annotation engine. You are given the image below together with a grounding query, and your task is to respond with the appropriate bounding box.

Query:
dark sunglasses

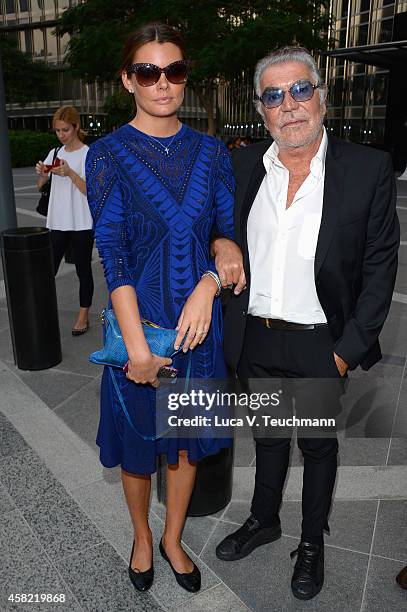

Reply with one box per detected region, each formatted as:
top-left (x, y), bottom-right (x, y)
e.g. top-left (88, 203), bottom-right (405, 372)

top-left (254, 80), bottom-right (323, 109)
top-left (127, 60), bottom-right (188, 87)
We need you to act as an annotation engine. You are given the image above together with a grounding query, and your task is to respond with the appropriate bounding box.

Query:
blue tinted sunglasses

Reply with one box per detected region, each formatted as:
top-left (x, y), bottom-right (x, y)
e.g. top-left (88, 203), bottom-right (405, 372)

top-left (254, 80), bottom-right (323, 109)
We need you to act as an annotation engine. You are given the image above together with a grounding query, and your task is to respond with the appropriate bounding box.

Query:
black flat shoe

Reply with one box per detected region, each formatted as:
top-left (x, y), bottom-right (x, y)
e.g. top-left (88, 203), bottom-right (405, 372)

top-left (215, 515), bottom-right (282, 561)
top-left (128, 540), bottom-right (154, 592)
top-left (72, 323), bottom-right (89, 336)
top-left (159, 539), bottom-right (201, 593)
top-left (290, 541), bottom-right (324, 600)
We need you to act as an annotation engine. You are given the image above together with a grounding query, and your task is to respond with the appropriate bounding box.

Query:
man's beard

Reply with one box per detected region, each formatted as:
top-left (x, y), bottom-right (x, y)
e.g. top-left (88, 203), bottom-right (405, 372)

top-left (268, 114), bottom-right (325, 150)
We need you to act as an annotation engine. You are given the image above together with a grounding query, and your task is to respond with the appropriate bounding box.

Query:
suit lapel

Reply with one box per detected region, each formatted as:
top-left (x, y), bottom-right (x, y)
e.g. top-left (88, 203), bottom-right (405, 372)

top-left (240, 157), bottom-right (266, 279)
top-left (315, 136), bottom-right (345, 278)
top-left (240, 157), bottom-right (266, 238)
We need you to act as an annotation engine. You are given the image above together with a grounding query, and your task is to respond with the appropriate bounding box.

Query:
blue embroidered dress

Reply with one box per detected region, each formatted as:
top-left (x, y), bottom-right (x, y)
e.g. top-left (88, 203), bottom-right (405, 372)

top-left (86, 123), bottom-right (235, 475)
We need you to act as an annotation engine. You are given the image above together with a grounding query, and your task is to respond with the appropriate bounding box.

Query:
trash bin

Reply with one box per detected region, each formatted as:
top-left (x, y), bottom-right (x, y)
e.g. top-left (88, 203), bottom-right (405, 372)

top-left (157, 445), bottom-right (234, 516)
top-left (188, 446), bottom-right (234, 516)
top-left (1, 227), bottom-right (62, 370)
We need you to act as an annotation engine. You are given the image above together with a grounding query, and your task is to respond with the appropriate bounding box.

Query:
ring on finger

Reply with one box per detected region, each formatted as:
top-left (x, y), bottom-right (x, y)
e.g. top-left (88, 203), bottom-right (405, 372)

top-left (197, 330), bottom-right (205, 335)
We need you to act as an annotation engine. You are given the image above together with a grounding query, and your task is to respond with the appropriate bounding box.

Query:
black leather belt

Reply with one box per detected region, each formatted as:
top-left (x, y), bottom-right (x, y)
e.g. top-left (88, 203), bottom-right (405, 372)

top-left (250, 315), bottom-right (327, 331)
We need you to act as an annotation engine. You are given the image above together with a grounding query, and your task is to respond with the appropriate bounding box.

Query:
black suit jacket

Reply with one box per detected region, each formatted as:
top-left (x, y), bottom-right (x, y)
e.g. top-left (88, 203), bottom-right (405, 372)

top-left (223, 135), bottom-right (400, 372)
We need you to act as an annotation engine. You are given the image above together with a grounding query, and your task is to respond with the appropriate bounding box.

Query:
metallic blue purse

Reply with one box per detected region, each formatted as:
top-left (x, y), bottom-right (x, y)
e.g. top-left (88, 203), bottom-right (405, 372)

top-left (89, 308), bottom-right (190, 442)
top-left (89, 308), bottom-right (182, 368)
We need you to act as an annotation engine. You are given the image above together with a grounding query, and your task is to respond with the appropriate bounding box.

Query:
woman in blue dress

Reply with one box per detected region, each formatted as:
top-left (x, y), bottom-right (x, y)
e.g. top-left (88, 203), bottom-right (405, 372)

top-left (86, 24), bottom-right (235, 594)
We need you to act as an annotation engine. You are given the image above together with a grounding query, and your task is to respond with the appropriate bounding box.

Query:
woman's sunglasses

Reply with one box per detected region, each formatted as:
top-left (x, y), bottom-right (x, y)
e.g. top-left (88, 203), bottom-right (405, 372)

top-left (127, 60), bottom-right (188, 87)
top-left (254, 80), bottom-right (323, 109)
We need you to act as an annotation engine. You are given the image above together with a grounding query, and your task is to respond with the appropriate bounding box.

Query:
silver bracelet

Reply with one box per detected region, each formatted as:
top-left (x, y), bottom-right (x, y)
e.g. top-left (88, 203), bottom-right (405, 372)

top-left (201, 271), bottom-right (222, 297)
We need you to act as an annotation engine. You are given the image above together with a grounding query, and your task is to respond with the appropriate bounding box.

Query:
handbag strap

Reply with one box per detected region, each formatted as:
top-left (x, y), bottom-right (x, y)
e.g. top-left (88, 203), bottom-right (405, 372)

top-left (52, 146), bottom-right (61, 163)
top-left (47, 146), bottom-right (61, 186)
top-left (109, 351), bottom-right (192, 442)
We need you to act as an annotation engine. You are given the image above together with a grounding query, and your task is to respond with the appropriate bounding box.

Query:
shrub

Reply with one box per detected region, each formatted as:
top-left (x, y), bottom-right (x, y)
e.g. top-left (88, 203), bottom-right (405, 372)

top-left (9, 130), bottom-right (59, 168)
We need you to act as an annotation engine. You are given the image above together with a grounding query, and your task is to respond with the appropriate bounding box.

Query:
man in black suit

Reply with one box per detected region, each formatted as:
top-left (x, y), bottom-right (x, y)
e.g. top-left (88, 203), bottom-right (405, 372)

top-left (212, 47), bottom-right (399, 600)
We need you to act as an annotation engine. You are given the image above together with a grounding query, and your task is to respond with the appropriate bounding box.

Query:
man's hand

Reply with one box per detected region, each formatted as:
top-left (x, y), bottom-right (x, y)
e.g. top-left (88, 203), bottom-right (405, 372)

top-left (211, 237), bottom-right (246, 295)
top-left (333, 352), bottom-right (348, 377)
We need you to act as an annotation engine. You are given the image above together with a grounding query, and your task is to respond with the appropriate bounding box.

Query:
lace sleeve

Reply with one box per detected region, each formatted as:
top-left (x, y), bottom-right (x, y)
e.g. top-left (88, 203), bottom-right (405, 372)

top-left (86, 142), bottom-right (135, 293)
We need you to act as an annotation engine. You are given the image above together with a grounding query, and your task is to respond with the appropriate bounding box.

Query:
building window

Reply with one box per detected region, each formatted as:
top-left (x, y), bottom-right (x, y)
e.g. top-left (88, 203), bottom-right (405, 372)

top-left (19, 29), bottom-right (32, 54)
top-left (372, 73), bottom-right (388, 106)
top-left (341, 0), bottom-right (348, 18)
top-left (43, 0), bottom-right (56, 18)
top-left (25, 30), bottom-right (32, 54)
top-left (331, 77), bottom-right (344, 107)
top-left (32, 29), bottom-right (45, 58)
top-left (5, 0), bottom-right (15, 14)
top-left (349, 75), bottom-right (366, 106)
top-left (59, 32), bottom-right (70, 57)
top-left (358, 23), bottom-right (369, 46)
top-left (46, 28), bottom-right (58, 60)
top-left (339, 28), bottom-right (347, 47)
top-left (379, 18), bottom-right (393, 43)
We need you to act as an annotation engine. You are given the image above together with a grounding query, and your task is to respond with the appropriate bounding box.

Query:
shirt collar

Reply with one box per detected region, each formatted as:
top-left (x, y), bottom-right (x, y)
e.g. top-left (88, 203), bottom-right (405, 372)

top-left (263, 126), bottom-right (328, 178)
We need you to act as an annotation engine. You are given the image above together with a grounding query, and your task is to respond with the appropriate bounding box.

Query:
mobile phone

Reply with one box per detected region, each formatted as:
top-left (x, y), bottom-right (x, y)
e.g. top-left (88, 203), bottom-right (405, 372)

top-left (44, 158), bottom-right (61, 172)
top-left (122, 363), bottom-right (178, 380)
top-left (157, 366), bottom-right (178, 379)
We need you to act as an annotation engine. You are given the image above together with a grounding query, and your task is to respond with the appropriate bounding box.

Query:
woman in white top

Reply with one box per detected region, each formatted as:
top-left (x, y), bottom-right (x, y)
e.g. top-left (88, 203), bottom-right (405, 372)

top-left (35, 106), bottom-right (94, 335)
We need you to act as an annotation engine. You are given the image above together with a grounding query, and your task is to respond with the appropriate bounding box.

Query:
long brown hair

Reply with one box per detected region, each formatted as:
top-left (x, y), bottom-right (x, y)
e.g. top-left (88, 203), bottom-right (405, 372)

top-left (120, 22), bottom-right (186, 76)
top-left (52, 106), bottom-right (86, 142)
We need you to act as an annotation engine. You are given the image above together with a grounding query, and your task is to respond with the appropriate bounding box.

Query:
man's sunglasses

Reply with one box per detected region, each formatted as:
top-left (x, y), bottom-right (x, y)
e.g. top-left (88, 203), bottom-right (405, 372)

top-left (254, 80), bottom-right (323, 109)
top-left (127, 60), bottom-right (188, 87)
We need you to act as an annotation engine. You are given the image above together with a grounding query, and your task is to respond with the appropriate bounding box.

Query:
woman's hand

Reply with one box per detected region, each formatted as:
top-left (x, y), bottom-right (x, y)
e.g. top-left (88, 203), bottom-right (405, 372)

top-left (35, 161), bottom-right (49, 179)
top-left (50, 158), bottom-right (71, 178)
top-left (174, 276), bottom-right (218, 352)
top-left (125, 352), bottom-right (172, 388)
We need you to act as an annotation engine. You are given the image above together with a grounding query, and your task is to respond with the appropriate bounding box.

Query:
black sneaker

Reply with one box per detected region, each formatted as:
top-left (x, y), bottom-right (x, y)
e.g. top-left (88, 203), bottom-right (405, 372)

top-left (290, 541), bottom-right (324, 600)
top-left (215, 515), bottom-right (282, 561)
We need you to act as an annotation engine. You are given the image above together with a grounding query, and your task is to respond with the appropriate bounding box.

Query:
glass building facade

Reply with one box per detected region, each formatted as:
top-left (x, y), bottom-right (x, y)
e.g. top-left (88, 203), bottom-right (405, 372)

top-left (0, 0), bottom-right (112, 131)
top-left (324, 0), bottom-right (407, 148)
top-left (0, 0), bottom-right (208, 133)
top-left (219, 0), bottom-right (407, 161)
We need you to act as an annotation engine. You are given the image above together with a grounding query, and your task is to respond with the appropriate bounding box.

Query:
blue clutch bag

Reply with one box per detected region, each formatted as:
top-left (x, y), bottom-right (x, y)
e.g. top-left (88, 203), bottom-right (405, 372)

top-left (89, 308), bottom-right (182, 368)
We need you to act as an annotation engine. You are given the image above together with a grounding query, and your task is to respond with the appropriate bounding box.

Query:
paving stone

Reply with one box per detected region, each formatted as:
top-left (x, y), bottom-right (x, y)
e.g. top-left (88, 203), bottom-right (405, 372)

top-left (372, 500), bottom-right (407, 562)
top-left (56, 541), bottom-right (163, 611)
top-left (15, 368), bottom-right (94, 410)
top-left (362, 555), bottom-right (407, 612)
top-left (176, 583), bottom-right (250, 612)
top-left (0, 555), bottom-right (81, 611)
top-left (202, 522), bottom-right (368, 612)
top-left (0, 412), bottom-right (29, 458)
top-left (0, 510), bottom-right (45, 574)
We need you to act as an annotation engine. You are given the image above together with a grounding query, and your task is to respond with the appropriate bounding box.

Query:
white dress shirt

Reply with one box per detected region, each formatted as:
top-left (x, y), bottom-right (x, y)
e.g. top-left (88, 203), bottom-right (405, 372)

top-left (247, 127), bottom-right (328, 324)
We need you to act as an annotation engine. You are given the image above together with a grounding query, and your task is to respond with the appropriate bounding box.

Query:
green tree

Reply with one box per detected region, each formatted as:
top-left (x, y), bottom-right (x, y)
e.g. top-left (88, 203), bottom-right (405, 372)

top-left (0, 33), bottom-right (54, 104)
top-left (103, 89), bottom-right (134, 132)
top-left (57, 0), bottom-right (330, 134)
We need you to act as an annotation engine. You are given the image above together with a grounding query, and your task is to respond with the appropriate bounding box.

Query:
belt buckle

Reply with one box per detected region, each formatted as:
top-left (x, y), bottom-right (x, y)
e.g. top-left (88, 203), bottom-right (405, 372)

top-left (265, 318), bottom-right (271, 329)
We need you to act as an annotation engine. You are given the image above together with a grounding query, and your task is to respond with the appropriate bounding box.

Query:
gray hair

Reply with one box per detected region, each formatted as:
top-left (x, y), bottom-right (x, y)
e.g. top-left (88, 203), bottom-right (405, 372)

top-left (254, 46), bottom-right (326, 117)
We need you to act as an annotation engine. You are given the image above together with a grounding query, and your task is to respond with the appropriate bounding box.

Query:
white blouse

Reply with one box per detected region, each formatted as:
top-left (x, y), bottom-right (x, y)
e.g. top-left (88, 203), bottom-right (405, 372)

top-left (44, 144), bottom-right (93, 231)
